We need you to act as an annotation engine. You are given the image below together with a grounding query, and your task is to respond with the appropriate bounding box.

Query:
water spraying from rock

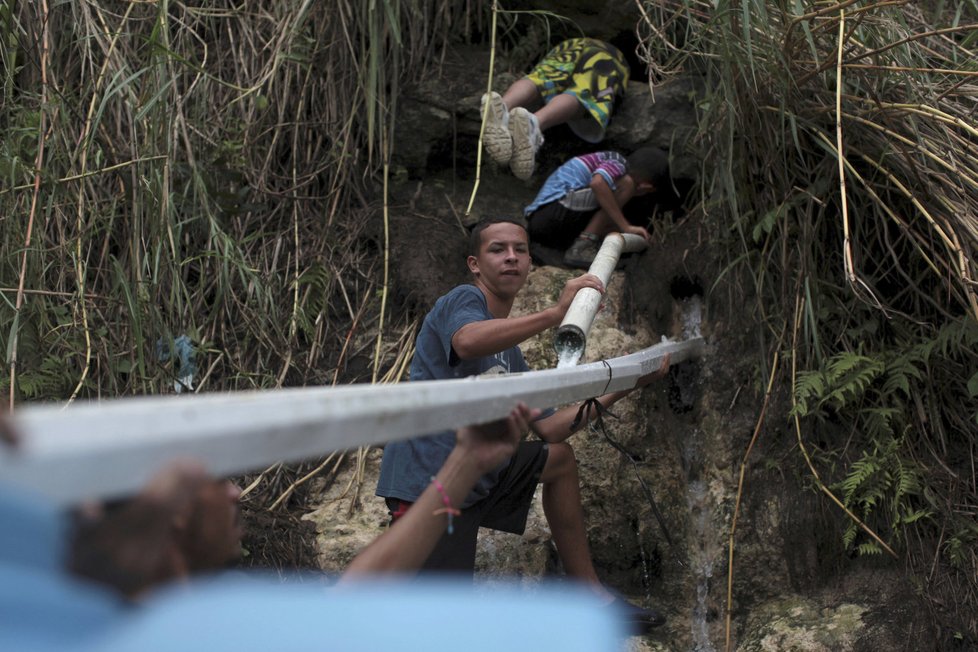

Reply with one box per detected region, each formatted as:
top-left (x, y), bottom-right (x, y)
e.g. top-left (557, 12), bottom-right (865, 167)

top-left (687, 477), bottom-right (720, 652)
top-left (681, 295), bottom-right (703, 339)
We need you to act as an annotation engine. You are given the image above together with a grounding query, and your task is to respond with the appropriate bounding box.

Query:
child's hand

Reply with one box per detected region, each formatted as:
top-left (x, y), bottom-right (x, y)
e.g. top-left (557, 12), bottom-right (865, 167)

top-left (625, 225), bottom-right (652, 242)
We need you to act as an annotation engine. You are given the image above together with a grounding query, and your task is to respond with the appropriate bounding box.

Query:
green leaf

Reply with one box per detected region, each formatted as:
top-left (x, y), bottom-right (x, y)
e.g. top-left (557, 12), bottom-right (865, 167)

top-left (967, 371), bottom-right (978, 397)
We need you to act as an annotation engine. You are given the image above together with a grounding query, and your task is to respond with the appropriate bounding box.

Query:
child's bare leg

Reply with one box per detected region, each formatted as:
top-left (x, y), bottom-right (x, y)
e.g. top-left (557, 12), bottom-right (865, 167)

top-left (501, 79), bottom-right (544, 112)
top-left (540, 442), bottom-right (613, 600)
top-left (534, 92), bottom-right (586, 131)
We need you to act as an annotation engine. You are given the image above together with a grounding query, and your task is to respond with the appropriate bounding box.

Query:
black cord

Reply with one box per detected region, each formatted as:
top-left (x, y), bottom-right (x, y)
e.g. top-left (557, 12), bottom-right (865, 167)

top-left (571, 398), bottom-right (675, 548)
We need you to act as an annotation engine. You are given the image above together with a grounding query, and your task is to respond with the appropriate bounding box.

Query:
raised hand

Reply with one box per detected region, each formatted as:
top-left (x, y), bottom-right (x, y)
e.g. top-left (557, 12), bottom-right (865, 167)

top-left (456, 402), bottom-right (541, 474)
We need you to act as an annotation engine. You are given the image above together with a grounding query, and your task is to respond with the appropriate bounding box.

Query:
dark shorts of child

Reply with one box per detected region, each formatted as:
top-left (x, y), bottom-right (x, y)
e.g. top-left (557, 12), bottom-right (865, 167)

top-left (527, 201), bottom-right (595, 251)
top-left (386, 441), bottom-right (549, 574)
top-left (526, 38), bottom-right (629, 144)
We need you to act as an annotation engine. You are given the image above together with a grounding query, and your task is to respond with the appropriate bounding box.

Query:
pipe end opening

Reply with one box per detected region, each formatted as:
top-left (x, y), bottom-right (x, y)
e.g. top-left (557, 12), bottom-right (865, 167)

top-left (554, 325), bottom-right (586, 367)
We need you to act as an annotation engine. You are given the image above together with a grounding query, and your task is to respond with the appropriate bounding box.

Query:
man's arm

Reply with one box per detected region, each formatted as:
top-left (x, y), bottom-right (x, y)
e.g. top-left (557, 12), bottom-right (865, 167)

top-left (451, 274), bottom-right (604, 360)
top-left (532, 354), bottom-right (671, 443)
top-left (341, 404), bottom-right (539, 579)
top-left (588, 174), bottom-right (650, 242)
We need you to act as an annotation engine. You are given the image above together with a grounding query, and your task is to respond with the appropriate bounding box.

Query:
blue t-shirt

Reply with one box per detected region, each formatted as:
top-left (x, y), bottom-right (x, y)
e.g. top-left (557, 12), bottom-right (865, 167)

top-left (376, 285), bottom-right (529, 507)
top-left (97, 576), bottom-right (624, 651)
top-left (524, 151), bottom-right (627, 215)
top-left (0, 486), bottom-right (122, 652)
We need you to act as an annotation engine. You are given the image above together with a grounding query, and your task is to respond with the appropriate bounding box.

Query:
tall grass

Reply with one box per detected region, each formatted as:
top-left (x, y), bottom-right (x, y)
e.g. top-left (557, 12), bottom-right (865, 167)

top-left (637, 0), bottom-right (978, 642)
top-left (1, 1), bottom-right (478, 404)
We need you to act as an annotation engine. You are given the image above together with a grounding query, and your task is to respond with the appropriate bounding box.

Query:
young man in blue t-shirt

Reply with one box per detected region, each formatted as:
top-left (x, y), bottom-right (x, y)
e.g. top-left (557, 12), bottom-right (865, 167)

top-left (376, 216), bottom-right (670, 633)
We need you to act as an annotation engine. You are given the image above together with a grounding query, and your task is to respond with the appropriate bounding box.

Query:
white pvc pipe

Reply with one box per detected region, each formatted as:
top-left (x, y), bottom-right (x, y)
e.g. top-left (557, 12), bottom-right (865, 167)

top-left (555, 233), bottom-right (648, 362)
top-left (0, 337), bottom-right (703, 506)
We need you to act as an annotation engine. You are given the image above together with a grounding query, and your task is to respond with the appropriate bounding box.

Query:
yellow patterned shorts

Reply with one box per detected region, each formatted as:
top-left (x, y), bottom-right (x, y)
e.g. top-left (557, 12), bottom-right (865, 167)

top-left (525, 38), bottom-right (630, 143)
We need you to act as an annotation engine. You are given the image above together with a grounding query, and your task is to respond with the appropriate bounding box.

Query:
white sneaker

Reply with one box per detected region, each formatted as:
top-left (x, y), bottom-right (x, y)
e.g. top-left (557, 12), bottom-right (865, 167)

top-left (509, 107), bottom-right (544, 180)
top-left (480, 91), bottom-right (512, 165)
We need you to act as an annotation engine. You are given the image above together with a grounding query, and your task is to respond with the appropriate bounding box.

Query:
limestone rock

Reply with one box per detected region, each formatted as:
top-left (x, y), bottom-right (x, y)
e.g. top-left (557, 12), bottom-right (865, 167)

top-left (393, 97), bottom-right (453, 174)
top-left (303, 448), bottom-right (389, 573)
top-left (502, 0), bottom-right (641, 43)
top-left (738, 597), bottom-right (868, 652)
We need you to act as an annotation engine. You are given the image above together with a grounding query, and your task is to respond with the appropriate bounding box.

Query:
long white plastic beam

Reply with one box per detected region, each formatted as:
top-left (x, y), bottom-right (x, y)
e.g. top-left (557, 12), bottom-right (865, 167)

top-left (0, 338), bottom-right (704, 506)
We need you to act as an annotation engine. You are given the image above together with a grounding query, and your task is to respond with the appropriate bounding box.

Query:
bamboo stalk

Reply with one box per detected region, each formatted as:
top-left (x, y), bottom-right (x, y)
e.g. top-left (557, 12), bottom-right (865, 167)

top-left (9, 0), bottom-right (51, 412)
top-left (465, 0), bottom-right (500, 218)
top-left (66, 0), bottom-right (141, 405)
top-left (724, 349), bottom-right (781, 652)
top-left (836, 8), bottom-right (856, 291)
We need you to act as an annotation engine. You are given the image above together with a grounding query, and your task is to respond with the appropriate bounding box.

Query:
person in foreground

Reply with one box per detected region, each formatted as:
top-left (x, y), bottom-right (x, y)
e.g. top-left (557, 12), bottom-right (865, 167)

top-left (0, 409), bottom-right (629, 652)
top-left (376, 215), bottom-right (671, 634)
top-left (68, 405), bottom-right (541, 598)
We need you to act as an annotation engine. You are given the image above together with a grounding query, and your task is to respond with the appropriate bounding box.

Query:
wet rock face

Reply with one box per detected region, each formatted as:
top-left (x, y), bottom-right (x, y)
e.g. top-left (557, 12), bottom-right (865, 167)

top-left (502, 0), bottom-right (642, 44)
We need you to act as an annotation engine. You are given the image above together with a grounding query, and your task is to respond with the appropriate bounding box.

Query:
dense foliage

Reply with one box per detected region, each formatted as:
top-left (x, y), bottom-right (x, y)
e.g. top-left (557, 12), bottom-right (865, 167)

top-left (636, 0), bottom-right (978, 640)
top-left (1, 1), bottom-right (474, 403)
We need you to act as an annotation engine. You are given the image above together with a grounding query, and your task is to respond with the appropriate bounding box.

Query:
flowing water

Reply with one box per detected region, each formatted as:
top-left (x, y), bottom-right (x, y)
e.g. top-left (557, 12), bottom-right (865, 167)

top-left (555, 345), bottom-right (583, 369)
top-left (687, 476), bottom-right (720, 652)
top-left (681, 295), bottom-right (703, 339)
top-left (675, 291), bottom-right (718, 651)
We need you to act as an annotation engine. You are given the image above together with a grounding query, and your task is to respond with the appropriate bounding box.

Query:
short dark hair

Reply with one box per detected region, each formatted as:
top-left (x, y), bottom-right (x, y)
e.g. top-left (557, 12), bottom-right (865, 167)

top-left (468, 216), bottom-right (528, 256)
top-left (627, 147), bottom-right (670, 189)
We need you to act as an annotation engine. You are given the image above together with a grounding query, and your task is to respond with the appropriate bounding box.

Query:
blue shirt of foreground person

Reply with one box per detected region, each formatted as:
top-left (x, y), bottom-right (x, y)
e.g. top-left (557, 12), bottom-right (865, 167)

top-left (1, 404), bottom-right (626, 651)
top-left (96, 578), bottom-right (625, 652)
top-left (0, 487), bottom-right (122, 652)
top-left (0, 486), bottom-right (624, 651)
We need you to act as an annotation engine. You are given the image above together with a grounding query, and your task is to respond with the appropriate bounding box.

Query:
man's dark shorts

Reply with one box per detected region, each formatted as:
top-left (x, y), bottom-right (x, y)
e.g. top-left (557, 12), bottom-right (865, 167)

top-left (386, 440), bottom-right (549, 574)
top-left (527, 202), bottom-right (595, 250)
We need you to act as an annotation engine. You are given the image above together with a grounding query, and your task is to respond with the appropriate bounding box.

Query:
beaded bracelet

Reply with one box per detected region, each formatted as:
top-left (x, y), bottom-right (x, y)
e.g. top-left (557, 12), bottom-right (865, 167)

top-left (430, 476), bottom-right (461, 535)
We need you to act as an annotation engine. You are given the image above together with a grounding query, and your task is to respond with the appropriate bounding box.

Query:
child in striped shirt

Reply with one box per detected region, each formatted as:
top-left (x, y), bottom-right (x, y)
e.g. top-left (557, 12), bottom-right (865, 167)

top-left (524, 148), bottom-right (669, 268)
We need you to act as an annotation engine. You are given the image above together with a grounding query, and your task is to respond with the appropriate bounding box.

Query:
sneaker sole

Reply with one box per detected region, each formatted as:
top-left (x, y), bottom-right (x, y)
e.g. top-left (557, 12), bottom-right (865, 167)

top-left (509, 107), bottom-right (539, 180)
top-left (481, 93), bottom-right (511, 165)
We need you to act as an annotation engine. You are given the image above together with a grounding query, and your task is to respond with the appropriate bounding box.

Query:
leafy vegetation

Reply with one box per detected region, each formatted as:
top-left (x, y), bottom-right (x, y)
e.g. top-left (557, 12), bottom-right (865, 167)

top-left (636, 0), bottom-right (978, 640)
top-left (1, 1), bottom-right (478, 404)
